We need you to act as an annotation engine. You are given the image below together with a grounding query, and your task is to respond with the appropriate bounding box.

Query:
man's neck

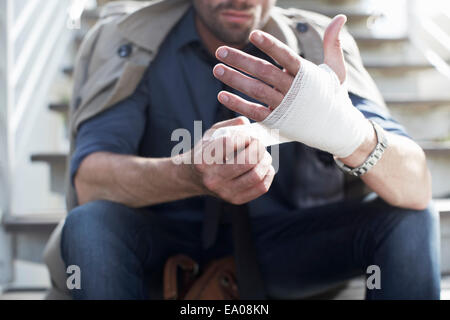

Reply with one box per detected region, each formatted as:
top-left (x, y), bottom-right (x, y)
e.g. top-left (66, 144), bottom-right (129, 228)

top-left (194, 15), bottom-right (246, 57)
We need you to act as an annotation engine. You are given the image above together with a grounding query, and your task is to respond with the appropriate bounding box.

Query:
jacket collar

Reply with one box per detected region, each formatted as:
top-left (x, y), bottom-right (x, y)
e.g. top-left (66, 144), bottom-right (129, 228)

top-left (117, 0), bottom-right (301, 54)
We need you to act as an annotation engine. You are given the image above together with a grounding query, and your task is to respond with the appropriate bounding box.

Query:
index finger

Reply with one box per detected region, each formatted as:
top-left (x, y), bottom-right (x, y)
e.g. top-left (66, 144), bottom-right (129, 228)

top-left (249, 30), bottom-right (302, 76)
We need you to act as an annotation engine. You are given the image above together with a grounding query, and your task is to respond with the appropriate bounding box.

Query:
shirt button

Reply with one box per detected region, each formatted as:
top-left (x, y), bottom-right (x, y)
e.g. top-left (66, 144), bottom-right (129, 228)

top-left (296, 22), bottom-right (309, 33)
top-left (118, 44), bottom-right (132, 58)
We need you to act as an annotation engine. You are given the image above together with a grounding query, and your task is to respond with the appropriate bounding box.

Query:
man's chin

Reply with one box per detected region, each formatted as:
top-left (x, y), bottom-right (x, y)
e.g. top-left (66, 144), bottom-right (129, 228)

top-left (216, 26), bottom-right (253, 45)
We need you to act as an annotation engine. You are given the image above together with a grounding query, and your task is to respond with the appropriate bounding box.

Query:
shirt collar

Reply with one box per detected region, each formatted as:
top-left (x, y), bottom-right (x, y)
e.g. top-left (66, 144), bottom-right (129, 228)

top-left (174, 6), bottom-right (202, 50)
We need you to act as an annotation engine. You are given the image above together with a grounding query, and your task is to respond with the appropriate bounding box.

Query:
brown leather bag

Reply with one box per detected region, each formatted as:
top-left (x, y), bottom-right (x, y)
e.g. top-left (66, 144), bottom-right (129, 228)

top-left (163, 254), bottom-right (239, 300)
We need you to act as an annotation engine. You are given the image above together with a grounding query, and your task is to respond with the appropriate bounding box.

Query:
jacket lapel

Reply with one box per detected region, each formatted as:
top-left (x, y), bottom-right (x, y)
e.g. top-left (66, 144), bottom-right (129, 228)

top-left (117, 0), bottom-right (192, 53)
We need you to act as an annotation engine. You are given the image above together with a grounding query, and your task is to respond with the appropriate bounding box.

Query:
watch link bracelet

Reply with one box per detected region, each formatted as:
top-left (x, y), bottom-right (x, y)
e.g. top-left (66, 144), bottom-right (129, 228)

top-left (335, 120), bottom-right (389, 177)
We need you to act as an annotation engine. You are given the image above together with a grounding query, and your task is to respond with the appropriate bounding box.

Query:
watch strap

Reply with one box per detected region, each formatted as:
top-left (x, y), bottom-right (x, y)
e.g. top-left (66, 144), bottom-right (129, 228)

top-left (335, 120), bottom-right (388, 177)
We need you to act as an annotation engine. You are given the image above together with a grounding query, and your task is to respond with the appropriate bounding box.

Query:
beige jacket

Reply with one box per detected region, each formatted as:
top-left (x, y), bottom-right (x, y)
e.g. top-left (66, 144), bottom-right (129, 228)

top-left (67, 0), bottom-right (385, 210)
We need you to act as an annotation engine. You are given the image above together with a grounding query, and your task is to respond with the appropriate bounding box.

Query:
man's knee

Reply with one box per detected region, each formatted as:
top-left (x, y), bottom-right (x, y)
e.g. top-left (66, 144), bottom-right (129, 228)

top-left (368, 202), bottom-right (441, 299)
top-left (64, 200), bottom-right (135, 234)
top-left (389, 202), bottom-right (440, 243)
top-left (373, 200), bottom-right (440, 269)
top-left (61, 200), bottom-right (142, 260)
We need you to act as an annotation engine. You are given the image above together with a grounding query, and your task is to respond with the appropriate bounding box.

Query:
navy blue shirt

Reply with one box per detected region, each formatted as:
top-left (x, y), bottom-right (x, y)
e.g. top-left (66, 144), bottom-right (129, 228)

top-left (71, 8), bottom-right (409, 220)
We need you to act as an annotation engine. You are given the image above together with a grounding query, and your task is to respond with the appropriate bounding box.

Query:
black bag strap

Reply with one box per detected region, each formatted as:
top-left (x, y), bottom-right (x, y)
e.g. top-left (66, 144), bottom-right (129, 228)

top-left (203, 198), bottom-right (266, 299)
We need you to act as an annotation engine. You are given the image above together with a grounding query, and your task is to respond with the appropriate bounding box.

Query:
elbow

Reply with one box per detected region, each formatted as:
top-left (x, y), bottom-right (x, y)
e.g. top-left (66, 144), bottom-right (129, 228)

top-left (409, 149), bottom-right (433, 210)
top-left (389, 168), bottom-right (433, 211)
top-left (387, 191), bottom-right (431, 211)
top-left (409, 183), bottom-right (432, 211)
top-left (404, 195), bottom-right (432, 211)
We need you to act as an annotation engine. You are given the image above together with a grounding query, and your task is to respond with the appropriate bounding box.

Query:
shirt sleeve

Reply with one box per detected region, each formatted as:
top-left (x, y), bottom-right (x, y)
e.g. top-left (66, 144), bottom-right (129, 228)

top-left (70, 73), bottom-right (149, 186)
top-left (349, 92), bottom-right (410, 139)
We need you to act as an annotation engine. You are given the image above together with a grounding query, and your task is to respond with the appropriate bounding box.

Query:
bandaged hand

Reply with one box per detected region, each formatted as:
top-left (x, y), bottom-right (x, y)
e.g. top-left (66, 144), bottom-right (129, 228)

top-left (212, 15), bottom-right (372, 158)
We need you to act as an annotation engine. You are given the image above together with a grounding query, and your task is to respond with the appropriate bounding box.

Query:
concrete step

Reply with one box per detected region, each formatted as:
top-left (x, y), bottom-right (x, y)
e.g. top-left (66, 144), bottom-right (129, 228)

top-left (48, 103), bottom-right (69, 114)
top-left (355, 34), bottom-right (410, 47)
top-left (30, 153), bottom-right (67, 195)
top-left (385, 98), bottom-right (450, 141)
top-left (386, 97), bottom-right (450, 108)
top-left (372, 69), bottom-right (450, 99)
top-left (365, 61), bottom-right (435, 74)
top-left (31, 153), bottom-right (67, 165)
top-left (279, 3), bottom-right (384, 23)
top-left (359, 40), bottom-right (427, 65)
top-left (62, 66), bottom-right (74, 77)
top-left (423, 145), bottom-right (450, 198)
top-left (3, 213), bottom-right (64, 233)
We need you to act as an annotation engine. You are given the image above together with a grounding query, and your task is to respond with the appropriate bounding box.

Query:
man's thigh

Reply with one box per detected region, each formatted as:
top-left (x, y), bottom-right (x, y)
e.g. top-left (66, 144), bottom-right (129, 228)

top-left (252, 195), bottom-right (438, 299)
top-left (61, 200), bottom-right (204, 299)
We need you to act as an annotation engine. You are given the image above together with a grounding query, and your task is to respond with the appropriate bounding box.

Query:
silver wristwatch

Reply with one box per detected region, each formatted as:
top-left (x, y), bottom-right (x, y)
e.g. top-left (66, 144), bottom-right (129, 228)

top-left (335, 120), bottom-right (388, 177)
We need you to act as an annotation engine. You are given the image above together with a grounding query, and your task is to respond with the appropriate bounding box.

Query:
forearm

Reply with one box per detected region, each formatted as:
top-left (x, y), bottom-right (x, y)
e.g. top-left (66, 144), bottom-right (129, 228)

top-left (74, 152), bottom-right (204, 208)
top-left (340, 129), bottom-right (432, 210)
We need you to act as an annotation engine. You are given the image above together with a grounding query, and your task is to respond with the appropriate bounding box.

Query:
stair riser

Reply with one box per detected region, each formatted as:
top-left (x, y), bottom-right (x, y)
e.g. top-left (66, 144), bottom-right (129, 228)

top-left (426, 154), bottom-right (450, 198)
top-left (359, 42), bottom-right (427, 65)
top-left (389, 105), bottom-right (450, 141)
top-left (371, 72), bottom-right (450, 98)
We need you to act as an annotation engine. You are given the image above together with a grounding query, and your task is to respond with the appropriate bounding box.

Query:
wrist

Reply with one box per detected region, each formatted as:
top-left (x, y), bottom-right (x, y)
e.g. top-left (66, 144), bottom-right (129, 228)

top-left (171, 153), bottom-right (206, 197)
top-left (338, 120), bottom-right (377, 168)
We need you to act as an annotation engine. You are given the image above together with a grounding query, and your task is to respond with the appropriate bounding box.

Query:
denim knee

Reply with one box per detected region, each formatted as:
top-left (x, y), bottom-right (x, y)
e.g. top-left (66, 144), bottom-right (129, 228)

top-left (391, 202), bottom-right (440, 249)
top-left (367, 202), bottom-right (441, 299)
top-left (61, 200), bottom-right (143, 263)
top-left (64, 200), bottom-right (130, 234)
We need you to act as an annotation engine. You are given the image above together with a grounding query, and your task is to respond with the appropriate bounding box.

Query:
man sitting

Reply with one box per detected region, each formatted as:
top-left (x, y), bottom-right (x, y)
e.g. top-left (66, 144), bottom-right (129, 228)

top-left (60, 0), bottom-right (440, 299)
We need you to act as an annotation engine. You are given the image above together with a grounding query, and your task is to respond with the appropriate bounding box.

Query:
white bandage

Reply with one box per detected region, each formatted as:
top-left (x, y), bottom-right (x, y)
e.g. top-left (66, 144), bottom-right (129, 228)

top-left (212, 59), bottom-right (371, 158)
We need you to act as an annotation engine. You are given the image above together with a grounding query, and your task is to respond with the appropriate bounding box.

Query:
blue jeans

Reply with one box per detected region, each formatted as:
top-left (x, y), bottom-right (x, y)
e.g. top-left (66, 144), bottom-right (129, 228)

top-left (61, 195), bottom-right (441, 300)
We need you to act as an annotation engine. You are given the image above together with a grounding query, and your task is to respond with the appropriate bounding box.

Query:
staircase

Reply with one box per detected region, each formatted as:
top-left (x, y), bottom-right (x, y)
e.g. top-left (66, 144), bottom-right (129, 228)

top-left (0, 0), bottom-right (89, 291)
top-left (1, 0), bottom-right (449, 293)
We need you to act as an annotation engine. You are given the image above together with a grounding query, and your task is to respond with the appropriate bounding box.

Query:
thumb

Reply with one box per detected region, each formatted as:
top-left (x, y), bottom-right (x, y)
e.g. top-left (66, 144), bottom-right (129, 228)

top-left (211, 116), bottom-right (250, 129)
top-left (323, 15), bottom-right (347, 84)
top-left (204, 116), bottom-right (250, 140)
